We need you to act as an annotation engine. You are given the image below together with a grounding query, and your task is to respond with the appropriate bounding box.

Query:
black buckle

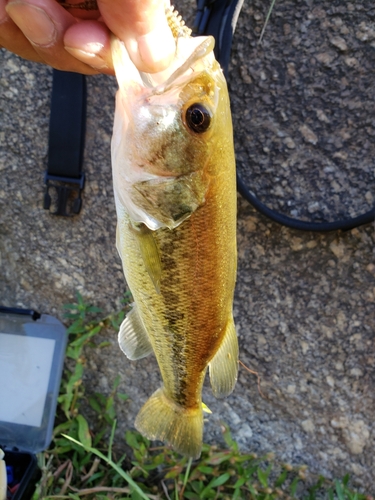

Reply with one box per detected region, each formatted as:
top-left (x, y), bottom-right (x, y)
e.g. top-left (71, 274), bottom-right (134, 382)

top-left (43, 172), bottom-right (85, 216)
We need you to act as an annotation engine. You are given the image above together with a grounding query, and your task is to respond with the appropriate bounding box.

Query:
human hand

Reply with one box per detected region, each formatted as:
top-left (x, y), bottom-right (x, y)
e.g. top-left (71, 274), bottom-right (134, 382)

top-left (0, 0), bottom-right (175, 74)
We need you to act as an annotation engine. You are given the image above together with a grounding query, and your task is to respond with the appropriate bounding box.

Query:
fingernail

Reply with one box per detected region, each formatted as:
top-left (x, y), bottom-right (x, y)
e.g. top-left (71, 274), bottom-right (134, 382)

top-left (6, 1), bottom-right (56, 46)
top-left (137, 26), bottom-right (175, 72)
top-left (65, 44), bottom-right (108, 69)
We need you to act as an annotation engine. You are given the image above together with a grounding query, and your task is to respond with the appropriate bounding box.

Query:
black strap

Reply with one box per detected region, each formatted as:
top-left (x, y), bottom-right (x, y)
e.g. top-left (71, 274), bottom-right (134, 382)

top-left (237, 176), bottom-right (375, 232)
top-left (195, 0), bottom-right (375, 231)
top-left (44, 70), bottom-right (86, 216)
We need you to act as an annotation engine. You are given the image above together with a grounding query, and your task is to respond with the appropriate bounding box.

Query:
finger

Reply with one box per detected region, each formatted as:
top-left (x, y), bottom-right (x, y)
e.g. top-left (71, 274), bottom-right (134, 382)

top-left (5, 0), bottom-right (100, 73)
top-left (64, 19), bottom-right (113, 74)
top-left (0, 0), bottom-right (42, 61)
top-left (97, 0), bottom-right (175, 73)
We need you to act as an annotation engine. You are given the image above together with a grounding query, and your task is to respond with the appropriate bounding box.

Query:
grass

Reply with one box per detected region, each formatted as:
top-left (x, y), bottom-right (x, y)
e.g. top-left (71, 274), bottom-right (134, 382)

top-left (259, 0), bottom-right (278, 43)
top-left (33, 292), bottom-right (373, 499)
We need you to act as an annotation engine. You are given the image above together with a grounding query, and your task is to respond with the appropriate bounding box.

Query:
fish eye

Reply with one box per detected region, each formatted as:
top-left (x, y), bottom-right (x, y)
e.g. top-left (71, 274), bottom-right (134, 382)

top-left (185, 103), bottom-right (211, 133)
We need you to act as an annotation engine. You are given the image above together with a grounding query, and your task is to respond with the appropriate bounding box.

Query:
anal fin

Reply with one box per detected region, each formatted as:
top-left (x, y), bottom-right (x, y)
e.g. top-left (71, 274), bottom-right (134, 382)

top-left (209, 316), bottom-right (238, 398)
top-left (118, 304), bottom-right (153, 360)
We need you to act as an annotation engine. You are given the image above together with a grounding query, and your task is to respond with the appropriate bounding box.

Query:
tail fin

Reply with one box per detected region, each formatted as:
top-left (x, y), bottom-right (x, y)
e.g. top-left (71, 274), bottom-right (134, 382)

top-left (135, 388), bottom-right (203, 459)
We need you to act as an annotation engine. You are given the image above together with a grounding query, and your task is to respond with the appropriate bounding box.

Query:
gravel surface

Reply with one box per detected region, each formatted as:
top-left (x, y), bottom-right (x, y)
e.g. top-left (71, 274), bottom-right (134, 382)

top-left (1, 0), bottom-right (375, 493)
top-left (232, 0), bottom-right (375, 224)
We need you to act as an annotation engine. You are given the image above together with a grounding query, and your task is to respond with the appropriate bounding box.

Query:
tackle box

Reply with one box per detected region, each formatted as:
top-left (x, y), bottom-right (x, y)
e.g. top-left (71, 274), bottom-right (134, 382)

top-left (0, 308), bottom-right (67, 500)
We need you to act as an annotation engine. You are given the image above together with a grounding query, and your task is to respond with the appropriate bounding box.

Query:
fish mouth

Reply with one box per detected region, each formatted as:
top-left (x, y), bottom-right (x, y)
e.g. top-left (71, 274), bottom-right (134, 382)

top-left (156, 36), bottom-right (215, 92)
top-left (139, 36), bottom-right (216, 94)
top-left (111, 34), bottom-right (215, 97)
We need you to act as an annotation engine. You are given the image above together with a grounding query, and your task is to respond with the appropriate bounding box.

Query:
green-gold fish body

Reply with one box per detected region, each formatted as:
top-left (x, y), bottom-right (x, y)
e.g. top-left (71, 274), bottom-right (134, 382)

top-left (111, 11), bottom-right (238, 459)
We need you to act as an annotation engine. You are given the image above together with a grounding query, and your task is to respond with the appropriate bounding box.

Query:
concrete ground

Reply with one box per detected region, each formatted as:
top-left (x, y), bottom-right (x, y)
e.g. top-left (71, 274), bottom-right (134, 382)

top-left (1, 0), bottom-right (374, 493)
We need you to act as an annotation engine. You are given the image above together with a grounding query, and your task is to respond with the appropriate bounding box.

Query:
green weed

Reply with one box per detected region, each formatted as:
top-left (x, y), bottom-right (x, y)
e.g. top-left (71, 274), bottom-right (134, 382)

top-left (34, 293), bottom-right (372, 500)
top-left (259, 0), bottom-right (277, 43)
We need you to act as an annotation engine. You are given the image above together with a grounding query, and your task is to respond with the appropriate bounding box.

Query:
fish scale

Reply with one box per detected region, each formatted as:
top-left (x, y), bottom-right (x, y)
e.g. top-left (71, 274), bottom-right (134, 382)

top-left (111, 8), bottom-right (238, 458)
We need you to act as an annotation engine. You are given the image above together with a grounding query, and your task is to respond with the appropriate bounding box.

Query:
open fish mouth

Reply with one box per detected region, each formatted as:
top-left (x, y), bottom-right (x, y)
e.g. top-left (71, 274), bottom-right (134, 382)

top-left (111, 33), bottom-right (216, 93)
top-left (148, 36), bottom-right (216, 94)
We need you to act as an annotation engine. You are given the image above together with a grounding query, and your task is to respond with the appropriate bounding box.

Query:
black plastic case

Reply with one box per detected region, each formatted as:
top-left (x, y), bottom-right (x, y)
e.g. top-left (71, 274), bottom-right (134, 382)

top-left (0, 309), bottom-right (67, 500)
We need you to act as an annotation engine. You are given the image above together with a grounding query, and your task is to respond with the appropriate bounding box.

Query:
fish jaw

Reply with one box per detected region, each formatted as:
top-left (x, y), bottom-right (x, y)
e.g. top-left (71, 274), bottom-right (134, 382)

top-left (111, 34), bottom-right (215, 91)
top-left (111, 34), bottom-right (220, 230)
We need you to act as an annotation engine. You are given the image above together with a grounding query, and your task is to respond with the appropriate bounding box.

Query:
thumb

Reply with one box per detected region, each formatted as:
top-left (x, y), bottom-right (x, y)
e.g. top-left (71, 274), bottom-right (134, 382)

top-left (97, 0), bottom-right (175, 73)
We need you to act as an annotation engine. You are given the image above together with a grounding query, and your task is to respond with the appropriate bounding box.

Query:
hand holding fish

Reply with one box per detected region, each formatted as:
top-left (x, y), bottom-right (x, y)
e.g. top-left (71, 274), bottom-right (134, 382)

top-left (0, 0), bottom-right (175, 74)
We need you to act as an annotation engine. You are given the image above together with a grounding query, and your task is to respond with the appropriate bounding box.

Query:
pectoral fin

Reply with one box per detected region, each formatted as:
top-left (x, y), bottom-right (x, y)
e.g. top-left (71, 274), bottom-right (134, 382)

top-left (209, 317), bottom-right (238, 398)
top-left (130, 222), bottom-right (161, 293)
top-left (118, 304), bottom-right (153, 360)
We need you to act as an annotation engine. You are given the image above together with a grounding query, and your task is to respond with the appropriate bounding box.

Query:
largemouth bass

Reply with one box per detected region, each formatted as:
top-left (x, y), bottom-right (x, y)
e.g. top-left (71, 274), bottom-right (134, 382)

top-left (111, 8), bottom-right (238, 459)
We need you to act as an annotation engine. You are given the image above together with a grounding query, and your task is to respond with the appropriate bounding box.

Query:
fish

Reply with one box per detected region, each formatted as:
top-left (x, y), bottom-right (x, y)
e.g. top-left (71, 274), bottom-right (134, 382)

top-left (111, 7), bottom-right (238, 459)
